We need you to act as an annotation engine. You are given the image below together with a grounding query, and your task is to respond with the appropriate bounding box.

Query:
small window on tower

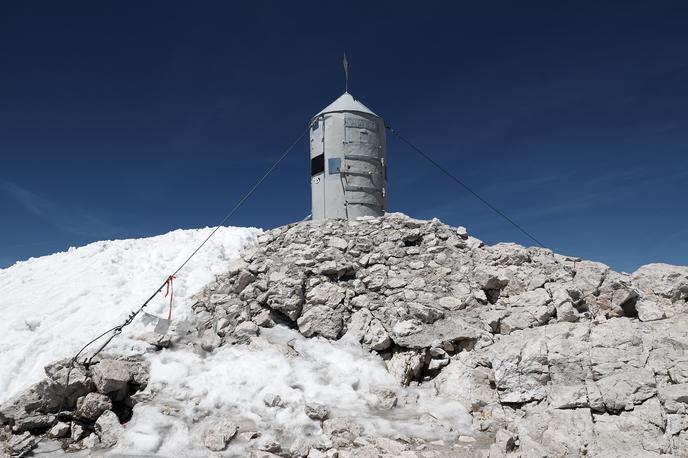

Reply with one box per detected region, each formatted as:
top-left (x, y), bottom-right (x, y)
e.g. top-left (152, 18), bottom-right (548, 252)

top-left (311, 154), bottom-right (325, 176)
top-left (328, 158), bottom-right (341, 175)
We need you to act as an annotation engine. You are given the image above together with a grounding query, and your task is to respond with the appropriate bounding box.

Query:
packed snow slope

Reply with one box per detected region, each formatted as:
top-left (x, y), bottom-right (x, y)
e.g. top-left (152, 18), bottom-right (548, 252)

top-left (0, 226), bottom-right (260, 402)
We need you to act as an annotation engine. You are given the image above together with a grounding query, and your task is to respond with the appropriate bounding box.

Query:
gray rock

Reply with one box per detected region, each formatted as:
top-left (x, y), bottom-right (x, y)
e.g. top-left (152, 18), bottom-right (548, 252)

top-left (456, 226), bottom-right (468, 239)
top-left (515, 407), bottom-right (594, 457)
top-left (594, 368), bottom-right (656, 412)
top-left (306, 282), bottom-right (345, 307)
top-left (235, 270), bottom-right (256, 293)
top-left (592, 410), bottom-right (670, 456)
top-left (635, 300), bottom-right (666, 322)
top-left (600, 276), bottom-right (639, 318)
top-left (346, 309), bottom-right (371, 338)
top-left (427, 356), bottom-right (450, 372)
top-left (1, 362), bottom-right (94, 422)
top-left (386, 349), bottom-right (426, 385)
top-left (633, 263), bottom-right (688, 303)
top-left (392, 319), bottom-right (423, 337)
top-left (123, 358), bottom-right (150, 388)
top-left (94, 410), bottom-right (123, 448)
top-left (438, 296), bottom-right (463, 310)
top-left (82, 433), bottom-right (98, 449)
top-left (201, 329), bottom-right (222, 352)
top-left (490, 328), bottom-right (549, 403)
top-left (322, 417), bottom-right (363, 445)
top-left (249, 450), bottom-right (283, 458)
top-left (475, 268), bottom-right (509, 290)
top-left (547, 384), bottom-right (588, 409)
top-left (44, 360), bottom-right (95, 401)
top-left (307, 448), bottom-right (338, 458)
top-left (362, 274), bottom-right (386, 291)
top-left (347, 310), bottom-right (392, 351)
top-left (317, 260), bottom-right (355, 279)
top-left (350, 294), bottom-right (375, 309)
top-left (510, 288), bottom-right (551, 308)
top-left (210, 293), bottom-right (231, 304)
top-left (500, 305), bottom-right (553, 334)
top-left (407, 302), bottom-right (444, 324)
top-left (263, 393), bottom-right (283, 408)
top-left (554, 300), bottom-right (579, 322)
top-left (235, 320), bottom-right (259, 337)
top-left (364, 319), bottom-right (392, 351)
top-left (371, 386), bottom-right (398, 410)
top-left (253, 309), bottom-right (277, 328)
top-left (203, 419), bottom-right (239, 451)
top-left (481, 309), bottom-right (506, 333)
top-left (493, 428), bottom-right (517, 453)
top-left (5, 431), bottom-right (37, 456)
top-left (666, 413), bottom-right (688, 435)
top-left (387, 277), bottom-right (408, 289)
top-left (265, 286), bottom-right (304, 320)
top-left (326, 236), bottom-right (348, 250)
top-left (375, 437), bottom-right (407, 454)
top-left (409, 260), bottom-right (424, 270)
top-left (392, 314), bottom-right (484, 349)
top-left (573, 260), bottom-right (608, 296)
top-left (658, 384), bottom-right (688, 414)
top-left (466, 235), bottom-right (484, 249)
top-left (91, 359), bottom-right (131, 394)
top-left (75, 392), bottom-right (112, 420)
top-left (297, 305), bottom-right (343, 339)
top-left (137, 331), bottom-right (173, 348)
top-left (71, 421), bottom-right (88, 441)
top-left (48, 421), bottom-right (71, 438)
top-left (409, 277), bottom-right (426, 290)
top-left (11, 413), bottom-right (55, 433)
top-left (288, 436), bottom-right (320, 457)
top-left (305, 402), bottom-right (329, 421)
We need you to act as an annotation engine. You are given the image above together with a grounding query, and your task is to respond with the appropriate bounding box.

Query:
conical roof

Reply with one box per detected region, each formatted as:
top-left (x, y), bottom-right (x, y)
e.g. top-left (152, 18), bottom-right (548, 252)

top-left (312, 92), bottom-right (378, 119)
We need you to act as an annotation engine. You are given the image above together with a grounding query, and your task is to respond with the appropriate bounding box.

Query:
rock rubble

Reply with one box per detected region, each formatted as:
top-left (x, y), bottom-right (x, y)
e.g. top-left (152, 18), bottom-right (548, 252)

top-left (3, 213), bottom-right (687, 457)
top-left (188, 213), bottom-right (687, 457)
top-left (1, 356), bottom-right (149, 455)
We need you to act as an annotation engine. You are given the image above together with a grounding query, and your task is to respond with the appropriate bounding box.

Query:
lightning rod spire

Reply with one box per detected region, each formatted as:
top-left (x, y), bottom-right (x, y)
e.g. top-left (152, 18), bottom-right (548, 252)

top-left (343, 52), bottom-right (349, 93)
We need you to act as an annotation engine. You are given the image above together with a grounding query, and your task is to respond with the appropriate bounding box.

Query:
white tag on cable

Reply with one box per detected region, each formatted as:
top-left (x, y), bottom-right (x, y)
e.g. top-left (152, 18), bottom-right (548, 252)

top-left (142, 312), bottom-right (171, 335)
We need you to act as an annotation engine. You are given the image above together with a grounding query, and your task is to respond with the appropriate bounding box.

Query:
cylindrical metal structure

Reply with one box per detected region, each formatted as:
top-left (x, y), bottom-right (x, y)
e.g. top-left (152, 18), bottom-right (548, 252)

top-left (309, 92), bottom-right (387, 220)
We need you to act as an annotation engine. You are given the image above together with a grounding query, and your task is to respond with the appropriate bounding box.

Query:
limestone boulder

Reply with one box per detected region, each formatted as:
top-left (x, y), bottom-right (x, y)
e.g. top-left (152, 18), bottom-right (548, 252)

top-left (90, 359), bottom-right (131, 394)
top-left (297, 305), bottom-right (343, 339)
top-left (94, 410), bottom-right (123, 448)
top-left (75, 392), bottom-right (112, 420)
top-left (385, 350), bottom-right (426, 386)
top-left (633, 263), bottom-right (688, 304)
top-left (203, 418), bottom-right (239, 452)
top-left (489, 328), bottom-right (549, 403)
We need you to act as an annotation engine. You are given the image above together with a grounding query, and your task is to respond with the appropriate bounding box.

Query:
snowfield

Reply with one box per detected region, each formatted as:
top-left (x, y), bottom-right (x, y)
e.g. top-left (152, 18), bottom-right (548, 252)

top-left (0, 226), bottom-right (473, 456)
top-left (0, 226), bottom-right (260, 402)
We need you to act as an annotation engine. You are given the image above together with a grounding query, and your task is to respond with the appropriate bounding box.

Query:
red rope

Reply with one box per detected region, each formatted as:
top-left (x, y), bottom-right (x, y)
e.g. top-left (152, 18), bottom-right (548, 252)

top-left (164, 275), bottom-right (176, 320)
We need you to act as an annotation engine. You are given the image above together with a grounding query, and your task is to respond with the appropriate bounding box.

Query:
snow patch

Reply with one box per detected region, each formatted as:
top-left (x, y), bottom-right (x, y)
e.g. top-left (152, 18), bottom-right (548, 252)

top-left (112, 326), bottom-right (472, 456)
top-left (0, 226), bottom-right (259, 402)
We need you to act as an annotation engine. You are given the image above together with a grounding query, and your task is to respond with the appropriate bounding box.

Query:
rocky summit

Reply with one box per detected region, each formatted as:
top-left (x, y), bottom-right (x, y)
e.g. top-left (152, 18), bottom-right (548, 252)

top-left (3, 213), bottom-right (688, 457)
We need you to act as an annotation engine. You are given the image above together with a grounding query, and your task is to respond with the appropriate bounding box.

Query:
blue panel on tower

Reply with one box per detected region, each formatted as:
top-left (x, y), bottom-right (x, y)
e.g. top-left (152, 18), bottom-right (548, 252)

top-left (328, 158), bottom-right (341, 175)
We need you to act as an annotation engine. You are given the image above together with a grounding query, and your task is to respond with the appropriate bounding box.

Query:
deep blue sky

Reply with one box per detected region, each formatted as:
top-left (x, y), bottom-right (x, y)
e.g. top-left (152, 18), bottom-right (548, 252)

top-left (1, 1), bottom-right (687, 272)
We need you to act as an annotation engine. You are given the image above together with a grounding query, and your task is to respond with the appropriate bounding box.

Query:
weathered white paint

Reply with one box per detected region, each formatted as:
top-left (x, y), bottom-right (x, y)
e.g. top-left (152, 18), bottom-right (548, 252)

top-left (309, 92), bottom-right (387, 220)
